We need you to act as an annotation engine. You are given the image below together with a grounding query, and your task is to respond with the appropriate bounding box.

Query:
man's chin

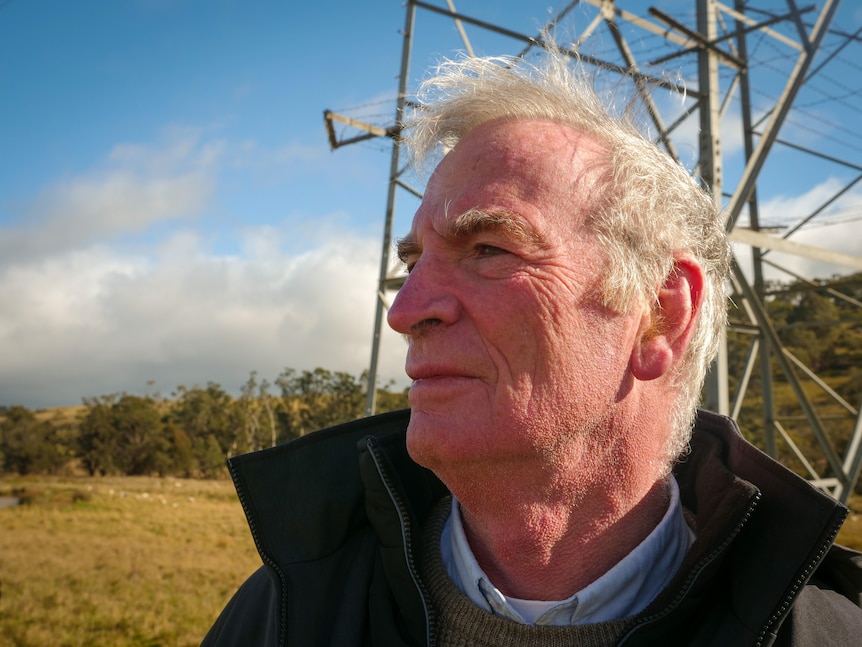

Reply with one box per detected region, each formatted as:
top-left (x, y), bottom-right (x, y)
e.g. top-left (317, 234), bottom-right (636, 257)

top-left (404, 407), bottom-right (488, 472)
top-left (404, 409), bottom-right (458, 469)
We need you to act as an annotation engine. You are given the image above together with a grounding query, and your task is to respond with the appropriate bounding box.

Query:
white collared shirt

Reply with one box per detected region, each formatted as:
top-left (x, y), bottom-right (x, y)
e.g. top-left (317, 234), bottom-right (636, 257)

top-left (440, 476), bottom-right (695, 626)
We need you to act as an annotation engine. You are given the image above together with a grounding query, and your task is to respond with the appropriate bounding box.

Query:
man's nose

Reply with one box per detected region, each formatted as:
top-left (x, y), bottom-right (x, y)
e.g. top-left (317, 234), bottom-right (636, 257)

top-left (387, 256), bottom-right (460, 335)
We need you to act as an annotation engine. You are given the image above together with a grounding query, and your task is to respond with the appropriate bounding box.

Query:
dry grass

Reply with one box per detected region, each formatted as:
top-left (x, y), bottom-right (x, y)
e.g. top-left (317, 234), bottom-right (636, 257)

top-left (1, 475), bottom-right (859, 647)
top-left (0, 475), bottom-right (260, 647)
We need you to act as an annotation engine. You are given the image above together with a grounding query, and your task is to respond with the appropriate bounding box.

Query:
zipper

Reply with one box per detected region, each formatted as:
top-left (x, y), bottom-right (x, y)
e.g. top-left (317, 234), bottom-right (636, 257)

top-left (618, 490), bottom-right (762, 644)
top-left (228, 459), bottom-right (290, 647)
top-left (365, 437), bottom-right (437, 647)
top-left (620, 491), bottom-right (848, 646)
top-left (752, 506), bottom-right (848, 646)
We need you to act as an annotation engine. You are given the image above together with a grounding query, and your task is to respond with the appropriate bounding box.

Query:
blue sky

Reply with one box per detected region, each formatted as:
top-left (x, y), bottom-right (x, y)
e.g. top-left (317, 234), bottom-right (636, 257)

top-left (1, 1), bottom-right (860, 408)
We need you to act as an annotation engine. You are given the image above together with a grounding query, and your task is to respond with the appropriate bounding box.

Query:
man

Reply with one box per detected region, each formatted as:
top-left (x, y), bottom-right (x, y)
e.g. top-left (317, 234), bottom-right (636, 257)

top-left (204, 51), bottom-right (862, 646)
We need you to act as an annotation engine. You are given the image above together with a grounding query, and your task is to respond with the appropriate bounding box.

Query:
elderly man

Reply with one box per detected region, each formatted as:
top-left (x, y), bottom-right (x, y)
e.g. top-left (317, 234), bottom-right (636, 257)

top-left (204, 52), bottom-right (862, 646)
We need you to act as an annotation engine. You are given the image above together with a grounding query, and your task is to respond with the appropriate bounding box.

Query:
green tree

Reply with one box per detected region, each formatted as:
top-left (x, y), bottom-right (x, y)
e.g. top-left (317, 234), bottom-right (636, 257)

top-left (780, 291), bottom-right (841, 370)
top-left (197, 434), bottom-right (227, 478)
top-left (78, 397), bottom-right (120, 476)
top-left (171, 383), bottom-right (235, 456)
top-left (374, 378), bottom-right (410, 413)
top-left (165, 422), bottom-right (195, 477)
top-left (0, 406), bottom-right (67, 475)
top-left (276, 367), bottom-right (365, 438)
top-left (78, 394), bottom-right (167, 476)
top-left (110, 395), bottom-right (167, 475)
top-left (233, 371), bottom-right (282, 452)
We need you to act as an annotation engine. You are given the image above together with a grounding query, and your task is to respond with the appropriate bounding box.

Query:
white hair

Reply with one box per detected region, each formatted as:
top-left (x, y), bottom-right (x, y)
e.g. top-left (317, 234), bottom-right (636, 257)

top-left (403, 50), bottom-right (731, 463)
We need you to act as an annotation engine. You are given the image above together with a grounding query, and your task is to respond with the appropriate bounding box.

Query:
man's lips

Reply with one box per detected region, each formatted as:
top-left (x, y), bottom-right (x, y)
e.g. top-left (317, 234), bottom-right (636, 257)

top-left (405, 365), bottom-right (485, 406)
top-left (406, 364), bottom-right (474, 382)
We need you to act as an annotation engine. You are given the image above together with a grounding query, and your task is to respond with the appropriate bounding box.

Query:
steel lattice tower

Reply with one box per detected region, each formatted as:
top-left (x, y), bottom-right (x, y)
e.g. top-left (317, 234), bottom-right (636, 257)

top-left (325, 0), bottom-right (862, 502)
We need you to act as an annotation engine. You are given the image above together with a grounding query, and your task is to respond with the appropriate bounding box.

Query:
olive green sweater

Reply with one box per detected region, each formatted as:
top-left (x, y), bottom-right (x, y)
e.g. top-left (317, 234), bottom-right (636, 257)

top-left (421, 498), bottom-right (639, 647)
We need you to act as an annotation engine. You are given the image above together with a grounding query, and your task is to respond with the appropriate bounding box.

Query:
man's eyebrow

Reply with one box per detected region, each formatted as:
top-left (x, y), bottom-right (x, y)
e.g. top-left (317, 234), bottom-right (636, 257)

top-left (448, 208), bottom-right (547, 248)
top-left (396, 208), bottom-right (547, 264)
top-left (396, 234), bottom-right (419, 264)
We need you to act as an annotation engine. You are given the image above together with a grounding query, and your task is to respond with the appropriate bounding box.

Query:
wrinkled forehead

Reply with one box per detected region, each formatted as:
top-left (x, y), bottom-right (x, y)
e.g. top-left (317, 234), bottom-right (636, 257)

top-left (417, 118), bottom-right (609, 233)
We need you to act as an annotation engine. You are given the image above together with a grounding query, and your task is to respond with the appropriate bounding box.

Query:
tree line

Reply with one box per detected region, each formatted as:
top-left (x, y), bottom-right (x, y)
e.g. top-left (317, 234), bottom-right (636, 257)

top-left (2, 273), bottom-right (860, 482)
top-left (0, 368), bottom-right (408, 478)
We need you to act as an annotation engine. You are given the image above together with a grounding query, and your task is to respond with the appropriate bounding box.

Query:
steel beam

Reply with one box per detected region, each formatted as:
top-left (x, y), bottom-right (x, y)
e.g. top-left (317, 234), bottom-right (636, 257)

top-left (732, 263), bottom-right (847, 482)
top-left (725, 0), bottom-right (840, 228)
top-left (328, 0), bottom-right (862, 501)
top-left (364, 0), bottom-right (417, 416)
top-left (729, 228), bottom-right (862, 271)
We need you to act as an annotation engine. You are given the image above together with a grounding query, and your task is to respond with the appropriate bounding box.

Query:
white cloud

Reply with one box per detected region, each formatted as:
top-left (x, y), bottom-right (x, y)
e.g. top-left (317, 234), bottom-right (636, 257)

top-left (0, 225), bottom-right (408, 408)
top-left (757, 177), bottom-right (856, 229)
top-left (0, 129), bottom-right (220, 265)
top-left (0, 129), bottom-right (409, 408)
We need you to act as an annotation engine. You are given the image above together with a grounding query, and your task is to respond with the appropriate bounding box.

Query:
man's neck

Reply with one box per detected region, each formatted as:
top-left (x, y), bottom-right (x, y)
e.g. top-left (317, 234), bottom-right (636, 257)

top-left (451, 464), bottom-right (671, 601)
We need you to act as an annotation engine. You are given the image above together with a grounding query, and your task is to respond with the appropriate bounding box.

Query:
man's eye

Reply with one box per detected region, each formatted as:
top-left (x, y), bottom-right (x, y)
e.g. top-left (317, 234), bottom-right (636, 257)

top-left (474, 244), bottom-right (506, 257)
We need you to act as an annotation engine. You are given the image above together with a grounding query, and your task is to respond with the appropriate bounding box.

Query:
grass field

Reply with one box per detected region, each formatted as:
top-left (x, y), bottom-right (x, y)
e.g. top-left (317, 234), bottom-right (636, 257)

top-left (0, 474), bottom-right (860, 646)
top-left (0, 475), bottom-right (261, 647)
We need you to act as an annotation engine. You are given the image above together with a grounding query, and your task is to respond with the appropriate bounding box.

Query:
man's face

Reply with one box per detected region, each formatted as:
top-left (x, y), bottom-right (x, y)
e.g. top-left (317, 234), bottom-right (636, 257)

top-left (388, 119), bottom-right (645, 476)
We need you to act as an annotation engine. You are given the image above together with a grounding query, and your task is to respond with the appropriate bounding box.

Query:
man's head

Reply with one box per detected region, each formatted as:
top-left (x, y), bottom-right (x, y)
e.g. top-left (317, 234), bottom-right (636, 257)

top-left (388, 51), bottom-right (730, 480)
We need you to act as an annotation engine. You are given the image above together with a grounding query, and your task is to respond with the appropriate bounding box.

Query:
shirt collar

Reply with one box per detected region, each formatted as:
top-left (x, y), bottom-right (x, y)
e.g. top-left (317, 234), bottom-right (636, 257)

top-left (440, 476), bottom-right (695, 626)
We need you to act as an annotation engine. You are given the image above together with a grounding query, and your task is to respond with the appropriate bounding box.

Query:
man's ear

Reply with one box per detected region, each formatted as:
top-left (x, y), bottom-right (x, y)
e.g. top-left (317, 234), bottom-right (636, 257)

top-left (631, 255), bottom-right (705, 382)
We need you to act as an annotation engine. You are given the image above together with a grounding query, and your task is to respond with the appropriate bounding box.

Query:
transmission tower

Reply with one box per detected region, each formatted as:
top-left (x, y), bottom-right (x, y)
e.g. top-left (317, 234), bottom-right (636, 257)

top-left (324, 0), bottom-right (862, 502)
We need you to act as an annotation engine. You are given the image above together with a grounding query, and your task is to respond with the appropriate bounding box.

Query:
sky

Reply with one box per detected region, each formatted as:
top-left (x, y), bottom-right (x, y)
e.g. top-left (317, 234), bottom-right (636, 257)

top-left (1, 0), bottom-right (861, 409)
